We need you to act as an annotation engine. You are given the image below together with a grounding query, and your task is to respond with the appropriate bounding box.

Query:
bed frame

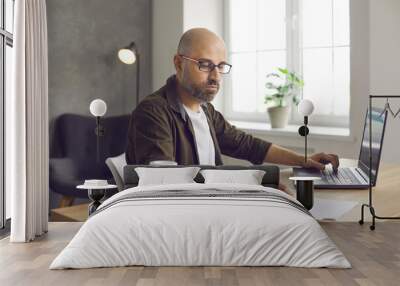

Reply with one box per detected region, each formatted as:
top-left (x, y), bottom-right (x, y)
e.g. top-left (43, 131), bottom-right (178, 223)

top-left (122, 165), bottom-right (280, 190)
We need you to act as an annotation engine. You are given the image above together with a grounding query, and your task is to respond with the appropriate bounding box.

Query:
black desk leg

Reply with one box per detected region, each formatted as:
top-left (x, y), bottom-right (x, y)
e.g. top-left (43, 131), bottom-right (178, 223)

top-left (88, 189), bottom-right (105, 215)
top-left (296, 180), bottom-right (314, 210)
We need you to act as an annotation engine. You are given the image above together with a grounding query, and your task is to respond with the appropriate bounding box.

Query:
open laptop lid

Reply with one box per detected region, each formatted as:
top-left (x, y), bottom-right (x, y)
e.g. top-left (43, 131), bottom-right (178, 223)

top-left (357, 107), bottom-right (388, 186)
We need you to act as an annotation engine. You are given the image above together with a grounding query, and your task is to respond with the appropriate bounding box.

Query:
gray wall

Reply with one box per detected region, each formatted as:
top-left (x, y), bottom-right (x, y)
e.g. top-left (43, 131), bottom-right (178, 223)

top-left (47, 0), bottom-right (151, 156)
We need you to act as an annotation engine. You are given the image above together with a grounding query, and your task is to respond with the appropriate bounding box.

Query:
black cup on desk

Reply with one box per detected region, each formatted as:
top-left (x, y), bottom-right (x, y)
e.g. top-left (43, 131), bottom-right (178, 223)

top-left (289, 177), bottom-right (320, 210)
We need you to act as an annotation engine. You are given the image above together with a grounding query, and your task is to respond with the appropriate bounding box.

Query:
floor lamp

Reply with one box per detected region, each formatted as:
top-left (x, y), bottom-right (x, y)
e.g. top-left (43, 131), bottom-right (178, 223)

top-left (297, 99), bottom-right (315, 164)
top-left (118, 41), bottom-right (140, 105)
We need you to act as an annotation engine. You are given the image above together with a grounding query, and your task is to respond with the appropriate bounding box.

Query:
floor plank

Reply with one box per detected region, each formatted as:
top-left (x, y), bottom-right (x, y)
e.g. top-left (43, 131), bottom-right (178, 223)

top-left (1, 222), bottom-right (400, 286)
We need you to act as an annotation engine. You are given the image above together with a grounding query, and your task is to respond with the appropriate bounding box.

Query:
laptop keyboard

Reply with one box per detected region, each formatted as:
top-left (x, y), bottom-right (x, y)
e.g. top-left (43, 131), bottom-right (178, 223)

top-left (322, 168), bottom-right (362, 185)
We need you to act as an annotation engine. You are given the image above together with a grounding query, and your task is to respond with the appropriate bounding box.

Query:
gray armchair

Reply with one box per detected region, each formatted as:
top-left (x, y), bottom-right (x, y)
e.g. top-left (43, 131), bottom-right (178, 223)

top-left (50, 113), bottom-right (130, 207)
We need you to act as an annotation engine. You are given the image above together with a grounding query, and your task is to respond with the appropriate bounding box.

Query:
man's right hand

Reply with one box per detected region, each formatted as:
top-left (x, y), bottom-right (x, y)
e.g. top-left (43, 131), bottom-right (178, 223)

top-left (303, 152), bottom-right (339, 171)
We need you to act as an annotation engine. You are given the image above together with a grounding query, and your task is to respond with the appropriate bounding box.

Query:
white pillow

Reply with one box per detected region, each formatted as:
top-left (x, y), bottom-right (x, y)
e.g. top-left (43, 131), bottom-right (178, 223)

top-left (200, 169), bottom-right (266, 185)
top-left (135, 167), bottom-right (201, 186)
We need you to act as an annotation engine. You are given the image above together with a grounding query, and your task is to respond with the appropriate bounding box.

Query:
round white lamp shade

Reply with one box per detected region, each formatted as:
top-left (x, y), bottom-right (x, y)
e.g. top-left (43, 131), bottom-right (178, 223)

top-left (89, 99), bottom-right (107, 117)
top-left (298, 99), bottom-right (315, 116)
top-left (118, 48), bottom-right (136, 65)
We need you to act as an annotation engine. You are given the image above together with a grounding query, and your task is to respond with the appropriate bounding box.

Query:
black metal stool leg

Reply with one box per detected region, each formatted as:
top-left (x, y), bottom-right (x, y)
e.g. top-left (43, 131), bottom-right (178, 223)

top-left (359, 204), bottom-right (366, 225)
top-left (369, 206), bottom-right (376, 231)
top-left (360, 95), bottom-right (400, 230)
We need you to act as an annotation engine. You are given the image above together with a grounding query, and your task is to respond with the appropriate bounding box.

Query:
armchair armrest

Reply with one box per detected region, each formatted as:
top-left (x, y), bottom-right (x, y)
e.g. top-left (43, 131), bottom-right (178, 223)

top-left (50, 158), bottom-right (86, 198)
top-left (49, 158), bottom-right (78, 182)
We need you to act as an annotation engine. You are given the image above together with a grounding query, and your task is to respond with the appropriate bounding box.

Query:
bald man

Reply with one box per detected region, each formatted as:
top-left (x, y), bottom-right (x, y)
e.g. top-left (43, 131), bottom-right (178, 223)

top-left (126, 28), bottom-right (339, 174)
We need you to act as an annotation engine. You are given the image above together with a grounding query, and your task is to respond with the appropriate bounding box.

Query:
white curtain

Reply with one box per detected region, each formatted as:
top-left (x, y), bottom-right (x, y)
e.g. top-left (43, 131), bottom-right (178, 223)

top-left (8, 0), bottom-right (49, 242)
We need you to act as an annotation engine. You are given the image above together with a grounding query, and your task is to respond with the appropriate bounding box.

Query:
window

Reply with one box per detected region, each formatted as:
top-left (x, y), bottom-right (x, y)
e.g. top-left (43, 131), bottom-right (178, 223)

top-left (1, 0), bottom-right (14, 229)
top-left (225, 0), bottom-right (350, 127)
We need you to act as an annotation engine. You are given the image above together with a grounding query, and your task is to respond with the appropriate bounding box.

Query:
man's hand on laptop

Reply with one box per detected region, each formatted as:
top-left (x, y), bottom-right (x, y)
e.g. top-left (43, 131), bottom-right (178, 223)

top-left (303, 153), bottom-right (339, 172)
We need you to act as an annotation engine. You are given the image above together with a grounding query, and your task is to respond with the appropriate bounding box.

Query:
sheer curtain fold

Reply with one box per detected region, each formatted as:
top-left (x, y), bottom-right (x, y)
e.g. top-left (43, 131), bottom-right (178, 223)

top-left (9, 0), bottom-right (49, 242)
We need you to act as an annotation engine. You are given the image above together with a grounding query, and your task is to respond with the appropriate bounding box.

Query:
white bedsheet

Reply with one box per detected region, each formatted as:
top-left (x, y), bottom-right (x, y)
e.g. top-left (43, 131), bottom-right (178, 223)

top-left (50, 183), bottom-right (351, 269)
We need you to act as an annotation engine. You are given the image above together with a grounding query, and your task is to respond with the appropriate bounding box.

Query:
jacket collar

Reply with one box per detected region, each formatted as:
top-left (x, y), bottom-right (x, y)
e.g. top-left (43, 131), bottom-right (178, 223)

top-left (165, 75), bottom-right (187, 121)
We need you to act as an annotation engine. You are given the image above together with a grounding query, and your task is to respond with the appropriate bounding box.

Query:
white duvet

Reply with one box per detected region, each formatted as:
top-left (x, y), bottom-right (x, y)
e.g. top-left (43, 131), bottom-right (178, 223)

top-left (50, 183), bottom-right (351, 269)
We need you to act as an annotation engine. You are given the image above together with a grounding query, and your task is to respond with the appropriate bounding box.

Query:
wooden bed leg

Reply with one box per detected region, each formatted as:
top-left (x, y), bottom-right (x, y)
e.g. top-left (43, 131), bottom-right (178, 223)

top-left (59, 196), bottom-right (74, 208)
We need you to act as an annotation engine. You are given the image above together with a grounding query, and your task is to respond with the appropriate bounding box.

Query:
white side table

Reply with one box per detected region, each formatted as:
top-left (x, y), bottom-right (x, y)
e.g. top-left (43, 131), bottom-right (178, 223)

top-left (76, 184), bottom-right (117, 215)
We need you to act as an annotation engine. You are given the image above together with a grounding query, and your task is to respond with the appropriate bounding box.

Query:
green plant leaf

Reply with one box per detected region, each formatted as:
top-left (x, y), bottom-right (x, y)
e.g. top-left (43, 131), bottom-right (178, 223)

top-left (278, 67), bottom-right (288, 74)
top-left (265, 67), bottom-right (304, 106)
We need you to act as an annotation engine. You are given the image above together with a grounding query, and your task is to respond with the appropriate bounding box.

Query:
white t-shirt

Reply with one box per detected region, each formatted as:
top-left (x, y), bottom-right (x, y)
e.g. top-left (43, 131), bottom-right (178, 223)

top-left (183, 105), bottom-right (216, 165)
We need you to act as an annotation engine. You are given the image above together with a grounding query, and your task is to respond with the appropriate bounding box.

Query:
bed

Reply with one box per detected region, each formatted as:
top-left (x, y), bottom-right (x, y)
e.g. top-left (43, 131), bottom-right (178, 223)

top-left (49, 165), bottom-right (350, 269)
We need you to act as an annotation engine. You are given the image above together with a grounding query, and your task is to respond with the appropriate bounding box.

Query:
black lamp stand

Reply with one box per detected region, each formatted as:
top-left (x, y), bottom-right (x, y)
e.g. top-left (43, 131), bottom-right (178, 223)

top-left (135, 51), bottom-right (140, 106)
top-left (95, 116), bottom-right (105, 163)
top-left (298, 116), bottom-right (310, 164)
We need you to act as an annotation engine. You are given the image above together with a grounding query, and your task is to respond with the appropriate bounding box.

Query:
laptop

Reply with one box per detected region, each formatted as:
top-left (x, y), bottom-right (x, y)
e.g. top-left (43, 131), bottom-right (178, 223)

top-left (292, 107), bottom-right (387, 189)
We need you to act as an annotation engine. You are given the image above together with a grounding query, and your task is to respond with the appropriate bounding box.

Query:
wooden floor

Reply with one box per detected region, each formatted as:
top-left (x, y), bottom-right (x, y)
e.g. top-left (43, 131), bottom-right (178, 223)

top-left (1, 222), bottom-right (400, 286)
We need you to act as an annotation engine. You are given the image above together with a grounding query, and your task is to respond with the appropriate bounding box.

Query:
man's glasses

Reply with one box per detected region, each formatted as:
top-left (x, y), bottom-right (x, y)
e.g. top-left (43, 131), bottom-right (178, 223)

top-left (179, 55), bottom-right (232, 74)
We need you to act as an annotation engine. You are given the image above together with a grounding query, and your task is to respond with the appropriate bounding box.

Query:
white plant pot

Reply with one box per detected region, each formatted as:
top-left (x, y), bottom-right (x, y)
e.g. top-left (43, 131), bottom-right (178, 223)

top-left (267, 105), bottom-right (291, 128)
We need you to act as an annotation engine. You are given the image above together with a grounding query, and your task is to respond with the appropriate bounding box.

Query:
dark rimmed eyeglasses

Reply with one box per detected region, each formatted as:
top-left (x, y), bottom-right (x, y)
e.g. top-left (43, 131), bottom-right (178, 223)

top-left (179, 55), bottom-right (232, 74)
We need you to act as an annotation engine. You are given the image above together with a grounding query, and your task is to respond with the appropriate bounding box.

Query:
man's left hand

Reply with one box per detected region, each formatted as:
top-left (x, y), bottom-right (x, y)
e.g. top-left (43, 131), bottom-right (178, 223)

top-left (303, 152), bottom-right (339, 171)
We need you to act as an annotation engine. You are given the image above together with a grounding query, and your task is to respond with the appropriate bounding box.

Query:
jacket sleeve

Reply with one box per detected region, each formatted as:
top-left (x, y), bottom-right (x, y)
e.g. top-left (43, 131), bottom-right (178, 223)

top-left (209, 104), bottom-right (272, 165)
top-left (126, 102), bottom-right (174, 164)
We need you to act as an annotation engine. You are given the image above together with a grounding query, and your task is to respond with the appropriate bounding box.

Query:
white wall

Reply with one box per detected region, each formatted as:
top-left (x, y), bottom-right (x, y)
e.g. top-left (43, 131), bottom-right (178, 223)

top-left (152, 0), bottom-right (184, 91)
top-left (370, 0), bottom-right (400, 95)
top-left (183, 0), bottom-right (223, 35)
top-left (370, 0), bottom-right (400, 163)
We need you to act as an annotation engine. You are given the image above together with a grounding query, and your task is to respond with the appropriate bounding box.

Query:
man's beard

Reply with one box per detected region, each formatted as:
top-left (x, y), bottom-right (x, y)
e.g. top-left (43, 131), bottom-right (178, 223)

top-left (181, 75), bottom-right (219, 103)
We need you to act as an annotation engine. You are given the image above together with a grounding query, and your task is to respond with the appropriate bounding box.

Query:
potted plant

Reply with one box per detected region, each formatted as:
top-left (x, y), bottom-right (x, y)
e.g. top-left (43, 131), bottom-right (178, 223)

top-left (265, 68), bottom-right (304, 128)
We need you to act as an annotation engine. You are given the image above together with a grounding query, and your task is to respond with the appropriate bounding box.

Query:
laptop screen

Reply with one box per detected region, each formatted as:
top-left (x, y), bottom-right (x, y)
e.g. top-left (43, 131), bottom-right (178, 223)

top-left (358, 108), bottom-right (387, 185)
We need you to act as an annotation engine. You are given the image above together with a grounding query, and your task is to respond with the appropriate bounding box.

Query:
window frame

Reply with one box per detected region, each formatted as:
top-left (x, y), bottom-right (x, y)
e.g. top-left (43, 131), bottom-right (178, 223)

top-left (0, 0), bottom-right (13, 230)
top-left (223, 0), bottom-right (350, 128)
